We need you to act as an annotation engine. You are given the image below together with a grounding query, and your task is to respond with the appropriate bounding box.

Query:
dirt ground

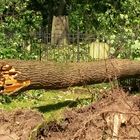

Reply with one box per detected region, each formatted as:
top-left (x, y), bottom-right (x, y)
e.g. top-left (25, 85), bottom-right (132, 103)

top-left (0, 88), bottom-right (140, 140)
top-left (0, 109), bottom-right (44, 140)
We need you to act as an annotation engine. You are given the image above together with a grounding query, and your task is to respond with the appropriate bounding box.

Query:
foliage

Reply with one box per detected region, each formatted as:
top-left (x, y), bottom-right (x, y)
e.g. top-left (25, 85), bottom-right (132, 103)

top-left (67, 0), bottom-right (140, 59)
top-left (0, 0), bottom-right (42, 60)
top-left (0, 0), bottom-right (140, 60)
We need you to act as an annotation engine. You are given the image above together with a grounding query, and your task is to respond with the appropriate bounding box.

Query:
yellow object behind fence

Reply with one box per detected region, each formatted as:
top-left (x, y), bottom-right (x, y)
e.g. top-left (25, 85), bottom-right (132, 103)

top-left (88, 40), bottom-right (110, 60)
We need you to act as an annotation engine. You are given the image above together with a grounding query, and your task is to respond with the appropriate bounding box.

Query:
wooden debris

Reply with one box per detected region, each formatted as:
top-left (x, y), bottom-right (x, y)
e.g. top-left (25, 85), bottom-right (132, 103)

top-left (0, 64), bottom-right (30, 95)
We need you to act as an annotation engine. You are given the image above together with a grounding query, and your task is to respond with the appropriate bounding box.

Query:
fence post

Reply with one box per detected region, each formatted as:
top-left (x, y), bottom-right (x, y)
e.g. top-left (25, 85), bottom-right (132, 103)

top-left (46, 27), bottom-right (49, 61)
top-left (77, 26), bottom-right (80, 62)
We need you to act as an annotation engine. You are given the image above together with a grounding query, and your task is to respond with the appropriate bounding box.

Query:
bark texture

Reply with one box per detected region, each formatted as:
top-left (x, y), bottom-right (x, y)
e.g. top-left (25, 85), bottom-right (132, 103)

top-left (0, 59), bottom-right (140, 94)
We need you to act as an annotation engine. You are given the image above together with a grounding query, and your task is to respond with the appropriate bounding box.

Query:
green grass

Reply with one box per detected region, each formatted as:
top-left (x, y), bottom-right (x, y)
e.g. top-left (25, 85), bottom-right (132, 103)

top-left (0, 82), bottom-right (114, 122)
top-left (1, 82), bottom-right (139, 123)
top-left (0, 87), bottom-right (98, 122)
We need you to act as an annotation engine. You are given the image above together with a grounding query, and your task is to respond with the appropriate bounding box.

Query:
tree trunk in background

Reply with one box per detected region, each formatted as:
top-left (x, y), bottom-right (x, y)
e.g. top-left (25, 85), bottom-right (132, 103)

top-left (0, 59), bottom-right (140, 95)
top-left (51, 0), bottom-right (69, 45)
top-left (51, 16), bottom-right (69, 45)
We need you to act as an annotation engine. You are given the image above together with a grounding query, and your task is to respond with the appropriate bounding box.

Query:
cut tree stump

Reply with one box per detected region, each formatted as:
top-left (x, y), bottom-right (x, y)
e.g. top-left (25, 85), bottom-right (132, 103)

top-left (0, 59), bottom-right (140, 95)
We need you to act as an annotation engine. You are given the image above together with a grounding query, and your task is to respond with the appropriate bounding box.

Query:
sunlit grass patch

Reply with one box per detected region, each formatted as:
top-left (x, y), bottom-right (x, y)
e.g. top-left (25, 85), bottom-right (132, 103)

top-left (0, 83), bottom-right (119, 121)
top-left (0, 88), bottom-right (95, 121)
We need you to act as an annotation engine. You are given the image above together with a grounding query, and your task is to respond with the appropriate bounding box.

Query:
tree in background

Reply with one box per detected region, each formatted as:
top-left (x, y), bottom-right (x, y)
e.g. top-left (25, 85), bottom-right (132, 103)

top-left (26, 0), bottom-right (69, 45)
top-left (0, 0), bottom-right (42, 59)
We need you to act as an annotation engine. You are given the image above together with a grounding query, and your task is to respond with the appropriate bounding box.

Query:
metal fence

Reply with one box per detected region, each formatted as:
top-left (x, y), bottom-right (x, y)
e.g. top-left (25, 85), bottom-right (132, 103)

top-left (30, 31), bottom-right (134, 62)
top-left (37, 32), bottom-right (107, 62)
top-left (0, 13), bottom-right (138, 62)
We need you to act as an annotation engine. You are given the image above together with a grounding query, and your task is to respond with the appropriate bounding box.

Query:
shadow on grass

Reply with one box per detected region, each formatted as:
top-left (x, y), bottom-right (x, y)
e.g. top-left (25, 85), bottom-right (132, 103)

top-left (34, 97), bottom-right (92, 113)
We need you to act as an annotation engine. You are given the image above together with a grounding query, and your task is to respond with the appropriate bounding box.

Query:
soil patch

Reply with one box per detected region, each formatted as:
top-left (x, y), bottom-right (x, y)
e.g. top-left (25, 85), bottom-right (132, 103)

top-left (36, 89), bottom-right (140, 140)
top-left (0, 109), bottom-right (44, 140)
top-left (0, 89), bottom-right (140, 140)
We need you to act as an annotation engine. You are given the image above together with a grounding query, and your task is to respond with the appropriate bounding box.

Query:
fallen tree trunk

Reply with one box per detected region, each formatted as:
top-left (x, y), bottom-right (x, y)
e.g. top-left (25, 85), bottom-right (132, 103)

top-left (0, 59), bottom-right (140, 94)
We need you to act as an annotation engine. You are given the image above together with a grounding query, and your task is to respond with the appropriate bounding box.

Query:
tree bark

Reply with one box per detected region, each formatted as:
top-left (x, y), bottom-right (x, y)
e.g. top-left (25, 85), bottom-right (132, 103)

top-left (0, 59), bottom-right (140, 94)
top-left (51, 16), bottom-right (69, 45)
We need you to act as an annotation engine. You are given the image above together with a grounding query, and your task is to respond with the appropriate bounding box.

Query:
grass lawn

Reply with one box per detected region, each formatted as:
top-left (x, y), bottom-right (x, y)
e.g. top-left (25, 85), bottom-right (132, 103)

top-left (0, 87), bottom-right (99, 121)
top-left (0, 82), bottom-right (139, 122)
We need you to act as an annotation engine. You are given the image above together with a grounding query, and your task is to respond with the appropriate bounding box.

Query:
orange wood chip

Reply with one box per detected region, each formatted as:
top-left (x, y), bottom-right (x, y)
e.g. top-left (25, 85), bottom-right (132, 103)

top-left (0, 64), bottom-right (30, 94)
top-left (4, 80), bottom-right (30, 93)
